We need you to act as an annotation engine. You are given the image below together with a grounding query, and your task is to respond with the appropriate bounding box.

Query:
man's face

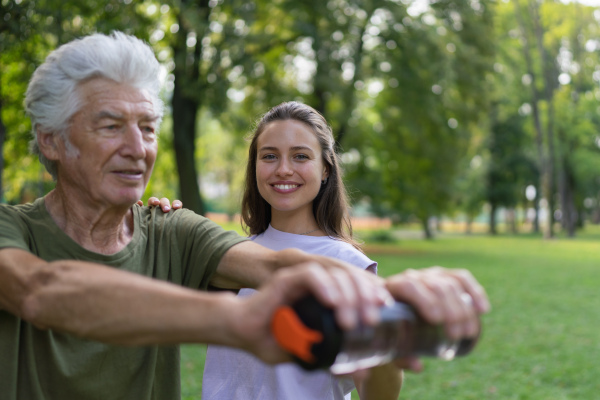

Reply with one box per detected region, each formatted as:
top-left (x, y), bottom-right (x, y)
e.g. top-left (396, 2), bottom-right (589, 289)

top-left (55, 78), bottom-right (159, 208)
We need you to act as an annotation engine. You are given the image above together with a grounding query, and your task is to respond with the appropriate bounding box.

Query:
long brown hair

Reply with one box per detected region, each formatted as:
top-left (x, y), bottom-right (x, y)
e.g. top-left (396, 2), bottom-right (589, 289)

top-left (241, 101), bottom-right (360, 250)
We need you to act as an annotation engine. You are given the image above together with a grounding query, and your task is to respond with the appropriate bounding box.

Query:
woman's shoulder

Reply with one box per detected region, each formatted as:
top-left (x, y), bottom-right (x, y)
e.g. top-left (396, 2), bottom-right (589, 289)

top-left (315, 237), bottom-right (376, 271)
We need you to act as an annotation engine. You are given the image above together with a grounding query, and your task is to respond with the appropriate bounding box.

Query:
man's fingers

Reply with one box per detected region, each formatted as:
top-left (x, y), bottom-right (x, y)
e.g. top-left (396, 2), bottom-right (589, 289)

top-left (327, 268), bottom-right (359, 329)
top-left (344, 268), bottom-right (387, 326)
top-left (266, 262), bottom-right (341, 308)
top-left (312, 256), bottom-right (389, 328)
top-left (261, 262), bottom-right (368, 331)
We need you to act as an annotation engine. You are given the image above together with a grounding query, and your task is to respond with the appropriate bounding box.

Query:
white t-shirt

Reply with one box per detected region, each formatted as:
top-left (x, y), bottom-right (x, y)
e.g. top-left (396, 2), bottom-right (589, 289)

top-left (202, 225), bottom-right (377, 400)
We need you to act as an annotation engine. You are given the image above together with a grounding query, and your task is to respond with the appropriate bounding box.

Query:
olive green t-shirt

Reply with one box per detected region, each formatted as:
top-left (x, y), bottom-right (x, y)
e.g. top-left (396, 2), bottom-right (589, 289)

top-left (0, 198), bottom-right (248, 400)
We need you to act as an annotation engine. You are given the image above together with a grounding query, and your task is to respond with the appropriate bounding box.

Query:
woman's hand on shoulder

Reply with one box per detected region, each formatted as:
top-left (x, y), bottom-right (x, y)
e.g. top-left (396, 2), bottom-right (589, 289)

top-left (136, 197), bottom-right (182, 213)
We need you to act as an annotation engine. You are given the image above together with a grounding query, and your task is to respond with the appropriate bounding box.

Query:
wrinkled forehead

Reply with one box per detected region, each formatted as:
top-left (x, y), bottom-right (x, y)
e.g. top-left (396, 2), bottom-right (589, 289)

top-left (74, 78), bottom-right (159, 120)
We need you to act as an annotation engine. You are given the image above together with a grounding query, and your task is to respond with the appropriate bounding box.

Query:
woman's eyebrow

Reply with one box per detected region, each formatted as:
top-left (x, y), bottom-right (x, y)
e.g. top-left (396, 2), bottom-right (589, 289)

top-left (258, 145), bottom-right (315, 153)
top-left (258, 146), bottom-right (278, 152)
top-left (289, 145), bottom-right (314, 152)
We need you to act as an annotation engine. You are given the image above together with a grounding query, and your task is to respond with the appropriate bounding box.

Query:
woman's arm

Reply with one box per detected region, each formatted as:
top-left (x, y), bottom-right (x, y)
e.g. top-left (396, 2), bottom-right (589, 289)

top-left (354, 364), bottom-right (403, 400)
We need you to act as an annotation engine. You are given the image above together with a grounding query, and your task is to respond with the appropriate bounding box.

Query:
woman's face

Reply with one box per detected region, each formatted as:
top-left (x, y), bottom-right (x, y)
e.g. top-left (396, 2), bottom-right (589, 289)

top-left (256, 120), bottom-right (328, 216)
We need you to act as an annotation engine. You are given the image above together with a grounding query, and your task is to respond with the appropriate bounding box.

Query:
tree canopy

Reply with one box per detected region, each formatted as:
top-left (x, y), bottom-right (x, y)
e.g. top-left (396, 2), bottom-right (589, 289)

top-left (2, 0), bottom-right (600, 237)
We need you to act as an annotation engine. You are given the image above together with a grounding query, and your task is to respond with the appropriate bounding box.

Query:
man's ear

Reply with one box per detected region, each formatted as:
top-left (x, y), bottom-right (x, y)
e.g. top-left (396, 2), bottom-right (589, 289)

top-left (36, 129), bottom-right (61, 161)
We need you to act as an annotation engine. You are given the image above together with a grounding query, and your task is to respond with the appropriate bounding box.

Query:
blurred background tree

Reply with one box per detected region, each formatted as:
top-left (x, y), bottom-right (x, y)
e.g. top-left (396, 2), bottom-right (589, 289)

top-left (2, 0), bottom-right (600, 238)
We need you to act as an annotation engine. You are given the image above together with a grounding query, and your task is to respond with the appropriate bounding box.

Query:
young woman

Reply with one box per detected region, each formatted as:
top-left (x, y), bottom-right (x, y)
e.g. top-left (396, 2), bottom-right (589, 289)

top-left (202, 102), bottom-right (402, 400)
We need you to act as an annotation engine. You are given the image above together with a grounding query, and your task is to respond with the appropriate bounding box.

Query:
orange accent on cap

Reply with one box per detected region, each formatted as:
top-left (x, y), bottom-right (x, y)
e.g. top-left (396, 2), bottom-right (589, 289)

top-left (271, 306), bottom-right (324, 363)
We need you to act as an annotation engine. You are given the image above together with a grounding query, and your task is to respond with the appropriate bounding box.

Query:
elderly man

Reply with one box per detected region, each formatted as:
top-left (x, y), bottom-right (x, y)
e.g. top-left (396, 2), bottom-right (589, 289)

top-left (0, 32), bottom-right (489, 400)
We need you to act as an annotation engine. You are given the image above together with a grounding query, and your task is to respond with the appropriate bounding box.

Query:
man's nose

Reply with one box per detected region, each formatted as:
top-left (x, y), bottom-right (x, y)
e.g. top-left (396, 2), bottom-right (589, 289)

top-left (121, 125), bottom-right (147, 159)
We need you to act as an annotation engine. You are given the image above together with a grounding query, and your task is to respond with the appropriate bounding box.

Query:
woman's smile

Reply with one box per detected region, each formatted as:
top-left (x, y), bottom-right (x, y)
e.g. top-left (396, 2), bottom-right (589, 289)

top-left (271, 182), bottom-right (302, 193)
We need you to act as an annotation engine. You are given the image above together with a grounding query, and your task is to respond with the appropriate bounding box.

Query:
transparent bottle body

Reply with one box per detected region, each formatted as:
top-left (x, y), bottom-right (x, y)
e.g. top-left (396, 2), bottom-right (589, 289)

top-left (330, 302), bottom-right (461, 375)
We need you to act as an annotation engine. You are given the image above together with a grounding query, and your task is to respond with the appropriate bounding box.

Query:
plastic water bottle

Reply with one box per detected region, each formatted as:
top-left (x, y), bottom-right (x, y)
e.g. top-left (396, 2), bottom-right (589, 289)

top-left (271, 295), bottom-right (479, 373)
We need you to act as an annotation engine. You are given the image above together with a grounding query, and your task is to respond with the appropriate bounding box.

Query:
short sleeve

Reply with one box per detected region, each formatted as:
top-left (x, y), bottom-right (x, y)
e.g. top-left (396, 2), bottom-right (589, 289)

top-left (169, 209), bottom-right (248, 290)
top-left (0, 204), bottom-right (31, 252)
top-left (332, 243), bottom-right (378, 275)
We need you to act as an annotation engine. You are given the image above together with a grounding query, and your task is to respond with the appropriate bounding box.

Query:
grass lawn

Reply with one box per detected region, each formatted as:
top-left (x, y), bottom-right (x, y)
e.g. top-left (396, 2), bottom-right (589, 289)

top-left (181, 227), bottom-right (600, 399)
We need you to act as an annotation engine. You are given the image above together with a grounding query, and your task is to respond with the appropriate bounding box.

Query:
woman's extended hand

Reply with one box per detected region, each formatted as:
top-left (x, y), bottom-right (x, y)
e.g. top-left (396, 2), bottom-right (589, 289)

top-left (385, 266), bottom-right (490, 369)
top-left (136, 197), bottom-right (182, 213)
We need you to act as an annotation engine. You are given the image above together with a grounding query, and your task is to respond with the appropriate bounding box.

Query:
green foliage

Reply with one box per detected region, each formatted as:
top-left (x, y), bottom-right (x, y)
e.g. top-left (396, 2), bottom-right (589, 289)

top-left (452, 152), bottom-right (487, 222)
top-left (196, 109), bottom-right (248, 215)
top-left (490, 0), bottom-right (600, 236)
top-left (486, 114), bottom-right (538, 208)
top-left (3, 0), bottom-right (600, 238)
top-left (337, 0), bottom-right (495, 234)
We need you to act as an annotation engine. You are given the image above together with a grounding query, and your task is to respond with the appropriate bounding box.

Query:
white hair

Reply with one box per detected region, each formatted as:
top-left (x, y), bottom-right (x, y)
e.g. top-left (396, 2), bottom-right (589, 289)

top-left (25, 31), bottom-right (164, 179)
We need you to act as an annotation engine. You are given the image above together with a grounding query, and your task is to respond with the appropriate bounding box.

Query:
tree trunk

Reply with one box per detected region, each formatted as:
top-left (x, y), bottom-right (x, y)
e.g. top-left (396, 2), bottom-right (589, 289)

top-left (514, 0), bottom-right (554, 239)
top-left (172, 86), bottom-right (203, 214)
top-left (0, 86), bottom-right (5, 202)
top-left (531, 0), bottom-right (558, 239)
top-left (559, 161), bottom-right (577, 237)
top-left (170, 3), bottom-right (209, 215)
top-left (489, 203), bottom-right (497, 235)
top-left (576, 206), bottom-right (584, 229)
top-left (558, 15), bottom-right (585, 238)
top-left (543, 100), bottom-right (556, 238)
top-left (422, 217), bottom-right (433, 240)
top-left (465, 216), bottom-right (473, 235)
top-left (533, 188), bottom-right (540, 233)
top-left (507, 208), bottom-right (517, 234)
top-left (311, 27), bottom-right (327, 115)
top-left (308, 8), bottom-right (329, 117)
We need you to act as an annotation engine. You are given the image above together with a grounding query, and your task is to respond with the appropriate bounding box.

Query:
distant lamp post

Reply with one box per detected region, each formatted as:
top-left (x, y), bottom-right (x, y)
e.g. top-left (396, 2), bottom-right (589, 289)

top-left (525, 185), bottom-right (536, 202)
top-left (525, 185), bottom-right (538, 227)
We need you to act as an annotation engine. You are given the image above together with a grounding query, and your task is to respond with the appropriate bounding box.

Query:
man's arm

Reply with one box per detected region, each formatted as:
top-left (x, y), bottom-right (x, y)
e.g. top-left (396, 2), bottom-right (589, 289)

top-left (0, 247), bottom-right (244, 345)
top-left (0, 247), bottom-right (369, 363)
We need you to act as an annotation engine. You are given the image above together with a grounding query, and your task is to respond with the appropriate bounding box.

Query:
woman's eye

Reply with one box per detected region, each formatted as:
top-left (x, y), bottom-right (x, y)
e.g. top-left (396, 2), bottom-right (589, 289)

top-left (261, 154), bottom-right (277, 160)
top-left (295, 154), bottom-right (309, 160)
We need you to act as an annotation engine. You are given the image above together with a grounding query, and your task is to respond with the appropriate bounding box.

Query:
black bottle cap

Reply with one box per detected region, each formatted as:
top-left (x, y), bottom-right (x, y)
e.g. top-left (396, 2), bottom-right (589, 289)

top-left (272, 295), bottom-right (343, 370)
